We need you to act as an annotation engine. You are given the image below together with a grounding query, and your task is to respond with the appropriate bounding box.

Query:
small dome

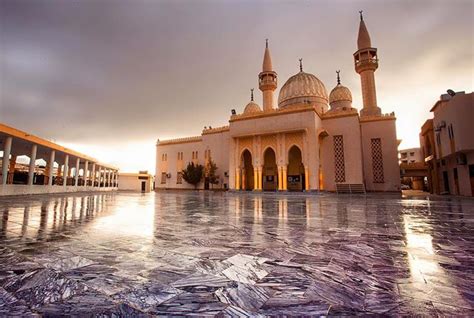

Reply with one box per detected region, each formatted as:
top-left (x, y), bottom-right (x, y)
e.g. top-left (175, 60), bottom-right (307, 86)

top-left (278, 71), bottom-right (328, 109)
top-left (243, 101), bottom-right (261, 114)
top-left (329, 84), bottom-right (352, 104)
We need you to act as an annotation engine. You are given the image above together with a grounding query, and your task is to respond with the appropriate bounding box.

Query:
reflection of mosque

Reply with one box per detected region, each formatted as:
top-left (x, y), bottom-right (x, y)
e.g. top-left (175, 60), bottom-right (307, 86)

top-left (0, 194), bottom-right (112, 241)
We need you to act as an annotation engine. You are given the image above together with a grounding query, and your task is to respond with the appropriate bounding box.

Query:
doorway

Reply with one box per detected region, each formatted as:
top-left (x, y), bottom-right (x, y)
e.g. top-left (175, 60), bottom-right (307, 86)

top-left (141, 181), bottom-right (146, 192)
top-left (442, 171), bottom-right (450, 194)
top-left (241, 149), bottom-right (254, 190)
top-left (469, 165), bottom-right (474, 196)
top-left (287, 145), bottom-right (304, 191)
top-left (263, 148), bottom-right (277, 191)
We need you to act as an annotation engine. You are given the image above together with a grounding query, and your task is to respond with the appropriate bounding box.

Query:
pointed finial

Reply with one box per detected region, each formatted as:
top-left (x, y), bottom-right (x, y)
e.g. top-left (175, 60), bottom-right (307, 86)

top-left (250, 88), bottom-right (254, 101)
top-left (299, 58), bottom-right (303, 72)
top-left (359, 10), bottom-right (363, 21)
top-left (265, 38), bottom-right (268, 49)
top-left (336, 70), bottom-right (341, 85)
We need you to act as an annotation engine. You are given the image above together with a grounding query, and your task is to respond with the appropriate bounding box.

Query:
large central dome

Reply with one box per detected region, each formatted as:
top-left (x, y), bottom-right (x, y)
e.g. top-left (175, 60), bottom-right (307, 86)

top-left (278, 71), bottom-right (329, 109)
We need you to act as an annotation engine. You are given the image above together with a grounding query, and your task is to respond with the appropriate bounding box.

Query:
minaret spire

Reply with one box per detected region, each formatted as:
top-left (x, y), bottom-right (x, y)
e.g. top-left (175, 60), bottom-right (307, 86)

top-left (299, 58), bottom-right (303, 72)
top-left (259, 39), bottom-right (277, 111)
top-left (336, 70), bottom-right (341, 85)
top-left (251, 88), bottom-right (254, 101)
top-left (357, 10), bottom-right (372, 49)
top-left (354, 12), bottom-right (381, 117)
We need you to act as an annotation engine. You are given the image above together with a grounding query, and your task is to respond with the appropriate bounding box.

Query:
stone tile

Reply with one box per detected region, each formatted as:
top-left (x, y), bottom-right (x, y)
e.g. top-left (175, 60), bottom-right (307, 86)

top-left (0, 191), bottom-right (473, 315)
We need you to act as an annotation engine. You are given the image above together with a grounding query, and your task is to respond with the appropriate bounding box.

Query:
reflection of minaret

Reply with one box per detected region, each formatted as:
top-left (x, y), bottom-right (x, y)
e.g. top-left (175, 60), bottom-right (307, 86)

top-left (38, 201), bottom-right (49, 239)
top-left (22, 206), bottom-right (30, 237)
top-left (1, 209), bottom-right (8, 238)
top-left (259, 39), bottom-right (277, 111)
top-left (354, 11), bottom-right (381, 117)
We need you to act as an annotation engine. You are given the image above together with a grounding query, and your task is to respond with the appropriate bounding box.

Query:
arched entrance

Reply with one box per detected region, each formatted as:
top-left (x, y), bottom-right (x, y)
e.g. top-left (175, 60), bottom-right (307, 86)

top-left (263, 147), bottom-right (278, 191)
top-left (241, 149), bottom-right (254, 190)
top-left (287, 145), bottom-right (304, 191)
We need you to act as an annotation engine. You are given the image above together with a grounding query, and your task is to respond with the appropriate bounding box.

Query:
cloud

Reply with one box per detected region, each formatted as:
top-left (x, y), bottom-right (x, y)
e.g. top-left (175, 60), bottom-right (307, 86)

top-left (1, 0), bottom-right (472, 171)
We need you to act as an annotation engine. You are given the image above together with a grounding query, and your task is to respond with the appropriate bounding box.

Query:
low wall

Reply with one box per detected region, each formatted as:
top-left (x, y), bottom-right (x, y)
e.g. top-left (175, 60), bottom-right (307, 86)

top-left (0, 185), bottom-right (118, 196)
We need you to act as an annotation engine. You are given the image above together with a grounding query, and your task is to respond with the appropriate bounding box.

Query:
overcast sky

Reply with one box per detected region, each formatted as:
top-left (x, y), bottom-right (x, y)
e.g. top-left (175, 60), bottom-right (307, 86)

top-left (1, 0), bottom-right (473, 172)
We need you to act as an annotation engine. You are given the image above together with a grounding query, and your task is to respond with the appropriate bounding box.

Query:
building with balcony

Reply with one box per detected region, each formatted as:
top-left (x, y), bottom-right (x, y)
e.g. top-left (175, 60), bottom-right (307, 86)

top-left (420, 91), bottom-right (474, 196)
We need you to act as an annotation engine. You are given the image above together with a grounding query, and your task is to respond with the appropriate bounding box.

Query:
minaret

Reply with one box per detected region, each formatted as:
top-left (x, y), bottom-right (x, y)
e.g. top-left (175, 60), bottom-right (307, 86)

top-left (354, 11), bottom-right (381, 117)
top-left (259, 39), bottom-right (277, 111)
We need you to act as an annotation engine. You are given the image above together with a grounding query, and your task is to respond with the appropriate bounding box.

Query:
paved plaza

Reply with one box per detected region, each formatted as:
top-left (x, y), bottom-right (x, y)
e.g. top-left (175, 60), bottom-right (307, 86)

top-left (0, 191), bottom-right (473, 316)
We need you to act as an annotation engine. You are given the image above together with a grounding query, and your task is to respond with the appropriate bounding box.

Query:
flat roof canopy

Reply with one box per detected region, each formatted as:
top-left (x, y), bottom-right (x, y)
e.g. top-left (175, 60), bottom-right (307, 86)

top-left (0, 123), bottom-right (117, 170)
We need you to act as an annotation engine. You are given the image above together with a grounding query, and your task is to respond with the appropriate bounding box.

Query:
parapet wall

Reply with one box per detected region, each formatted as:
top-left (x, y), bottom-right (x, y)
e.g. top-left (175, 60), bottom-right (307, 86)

top-left (0, 185), bottom-right (118, 197)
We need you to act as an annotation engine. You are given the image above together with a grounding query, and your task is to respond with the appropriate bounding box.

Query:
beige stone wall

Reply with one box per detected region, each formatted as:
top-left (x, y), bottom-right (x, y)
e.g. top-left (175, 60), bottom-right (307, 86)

top-left (433, 93), bottom-right (473, 158)
top-left (156, 131), bottom-right (230, 190)
top-left (320, 114), bottom-right (364, 191)
top-left (360, 118), bottom-right (401, 191)
top-left (156, 139), bottom-right (204, 189)
top-left (118, 174), bottom-right (152, 192)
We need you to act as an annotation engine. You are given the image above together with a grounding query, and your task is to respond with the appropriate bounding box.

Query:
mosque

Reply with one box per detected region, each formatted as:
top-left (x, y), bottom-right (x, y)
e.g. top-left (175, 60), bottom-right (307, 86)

top-left (156, 13), bottom-right (401, 192)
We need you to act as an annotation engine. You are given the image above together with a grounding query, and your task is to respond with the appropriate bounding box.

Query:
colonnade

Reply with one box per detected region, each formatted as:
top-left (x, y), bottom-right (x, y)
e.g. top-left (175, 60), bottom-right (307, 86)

top-left (235, 164), bottom-right (310, 191)
top-left (1, 126), bottom-right (118, 194)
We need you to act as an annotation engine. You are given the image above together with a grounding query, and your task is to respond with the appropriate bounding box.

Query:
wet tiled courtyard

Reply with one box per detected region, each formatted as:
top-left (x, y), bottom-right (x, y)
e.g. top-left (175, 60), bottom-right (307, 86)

top-left (0, 191), bottom-right (473, 316)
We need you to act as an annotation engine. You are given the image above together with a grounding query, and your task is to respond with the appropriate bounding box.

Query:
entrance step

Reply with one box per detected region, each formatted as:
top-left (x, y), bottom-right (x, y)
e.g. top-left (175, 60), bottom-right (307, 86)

top-left (336, 183), bottom-right (366, 194)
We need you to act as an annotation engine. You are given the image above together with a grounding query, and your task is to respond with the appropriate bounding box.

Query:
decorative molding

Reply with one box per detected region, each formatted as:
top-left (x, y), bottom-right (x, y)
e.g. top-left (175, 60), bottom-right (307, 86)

top-left (158, 136), bottom-right (202, 146)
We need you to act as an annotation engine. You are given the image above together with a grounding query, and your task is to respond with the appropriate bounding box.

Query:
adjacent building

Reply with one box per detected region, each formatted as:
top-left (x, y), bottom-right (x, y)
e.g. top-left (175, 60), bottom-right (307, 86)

top-left (399, 148), bottom-right (423, 164)
top-left (399, 147), bottom-right (428, 190)
top-left (118, 171), bottom-right (153, 192)
top-left (420, 91), bottom-right (474, 196)
top-left (156, 13), bottom-right (401, 192)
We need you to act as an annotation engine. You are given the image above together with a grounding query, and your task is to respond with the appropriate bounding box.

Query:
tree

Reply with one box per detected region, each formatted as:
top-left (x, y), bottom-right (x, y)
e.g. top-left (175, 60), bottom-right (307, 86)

top-left (182, 162), bottom-right (204, 189)
top-left (205, 158), bottom-right (219, 188)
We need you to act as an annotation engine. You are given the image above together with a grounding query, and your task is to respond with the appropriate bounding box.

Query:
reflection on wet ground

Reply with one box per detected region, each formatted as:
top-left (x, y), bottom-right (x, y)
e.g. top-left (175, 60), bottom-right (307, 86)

top-left (0, 191), bottom-right (473, 316)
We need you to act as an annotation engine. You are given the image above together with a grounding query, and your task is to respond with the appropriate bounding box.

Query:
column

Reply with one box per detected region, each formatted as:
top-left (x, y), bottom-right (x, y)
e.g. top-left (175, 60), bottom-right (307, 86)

top-left (84, 161), bottom-right (89, 187)
top-left (277, 166), bottom-right (283, 191)
top-left (257, 166), bottom-right (263, 190)
top-left (114, 171), bottom-right (118, 187)
top-left (241, 168), bottom-right (246, 191)
top-left (304, 166), bottom-right (310, 191)
top-left (235, 168), bottom-right (240, 190)
top-left (2, 136), bottom-right (12, 185)
top-left (100, 167), bottom-right (104, 188)
top-left (74, 158), bottom-right (80, 186)
top-left (253, 167), bottom-right (258, 191)
top-left (91, 163), bottom-right (96, 187)
top-left (63, 155), bottom-right (69, 188)
top-left (48, 150), bottom-right (55, 186)
top-left (27, 144), bottom-right (38, 186)
top-left (282, 166), bottom-right (288, 191)
top-left (106, 169), bottom-right (110, 187)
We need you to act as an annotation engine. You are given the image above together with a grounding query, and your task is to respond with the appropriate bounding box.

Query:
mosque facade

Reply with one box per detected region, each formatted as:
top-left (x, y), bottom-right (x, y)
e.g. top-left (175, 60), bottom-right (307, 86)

top-left (156, 14), bottom-right (401, 192)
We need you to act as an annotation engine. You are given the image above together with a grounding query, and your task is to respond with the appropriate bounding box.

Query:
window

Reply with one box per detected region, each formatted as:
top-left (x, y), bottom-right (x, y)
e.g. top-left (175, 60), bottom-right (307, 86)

top-left (192, 151), bottom-right (198, 160)
top-left (177, 171), bottom-right (183, 184)
top-left (371, 138), bottom-right (384, 183)
top-left (161, 172), bottom-right (167, 184)
top-left (409, 152), bottom-right (415, 156)
top-left (177, 152), bottom-right (183, 161)
top-left (333, 135), bottom-right (345, 183)
top-left (436, 133), bottom-right (441, 145)
top-left (162, 154), bottom-right (167, 161)
top-left (448, 124), bottom-right (454, 140)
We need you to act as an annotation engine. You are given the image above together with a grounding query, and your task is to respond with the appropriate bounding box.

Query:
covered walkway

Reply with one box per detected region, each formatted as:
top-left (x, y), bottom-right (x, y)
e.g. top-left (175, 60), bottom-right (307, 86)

top-left (0, 123), bottom-right (118, 196)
